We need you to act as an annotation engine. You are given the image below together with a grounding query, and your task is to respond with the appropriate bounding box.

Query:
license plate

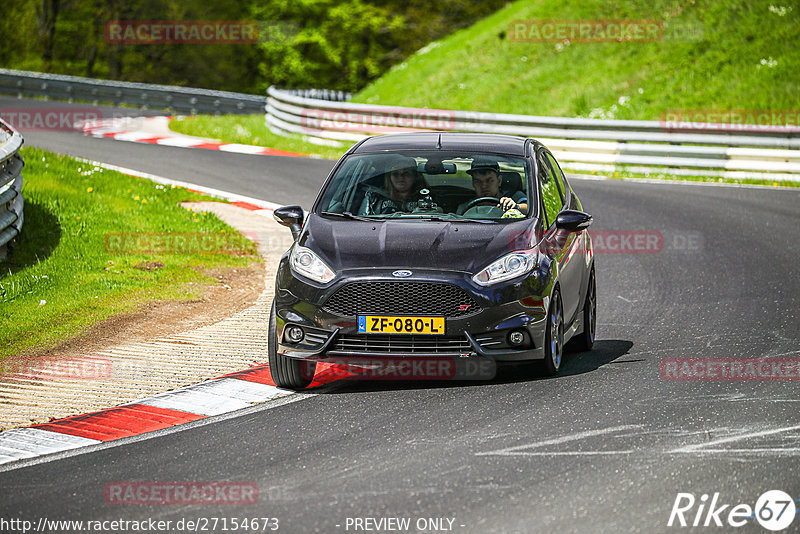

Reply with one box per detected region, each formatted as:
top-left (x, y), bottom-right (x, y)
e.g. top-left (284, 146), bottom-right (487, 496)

top-left (358, 315), bottom-right (445, 335)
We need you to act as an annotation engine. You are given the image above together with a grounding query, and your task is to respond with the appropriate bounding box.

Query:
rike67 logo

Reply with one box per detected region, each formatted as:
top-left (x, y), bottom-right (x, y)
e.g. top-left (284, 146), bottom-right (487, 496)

top-left (668, 490), bottom-right (796, 531)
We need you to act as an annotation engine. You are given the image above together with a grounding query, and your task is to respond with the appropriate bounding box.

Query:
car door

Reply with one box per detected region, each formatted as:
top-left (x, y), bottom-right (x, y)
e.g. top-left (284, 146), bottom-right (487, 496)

top-left (537, 149), bottom-right (582, 326)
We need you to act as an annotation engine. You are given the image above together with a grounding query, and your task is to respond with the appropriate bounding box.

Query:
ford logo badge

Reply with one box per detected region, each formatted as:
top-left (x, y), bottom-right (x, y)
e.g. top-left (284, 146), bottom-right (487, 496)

top-left (392, 270), bottom-right (413, 278)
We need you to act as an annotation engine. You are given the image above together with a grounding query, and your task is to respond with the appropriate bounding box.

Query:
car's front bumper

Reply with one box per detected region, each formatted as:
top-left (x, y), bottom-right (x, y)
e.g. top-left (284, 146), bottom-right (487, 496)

top-left (273, 259), bottom-right (555, 364)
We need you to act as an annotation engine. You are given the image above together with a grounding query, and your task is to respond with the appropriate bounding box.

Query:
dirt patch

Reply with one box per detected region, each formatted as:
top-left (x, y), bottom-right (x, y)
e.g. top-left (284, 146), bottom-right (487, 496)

top-left (0, 201), bottom-right (288, 431)
top-left (4, 262), bottom-right (264, 373)
top-left (133, 261), bottom-right (165, 272)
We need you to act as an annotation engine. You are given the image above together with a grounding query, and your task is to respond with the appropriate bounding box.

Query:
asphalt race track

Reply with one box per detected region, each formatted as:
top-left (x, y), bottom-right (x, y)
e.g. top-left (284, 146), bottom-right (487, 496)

top-left (0, 96), bottom-right (334, 209)
top-left (1, 98), bottom-right (799, 533)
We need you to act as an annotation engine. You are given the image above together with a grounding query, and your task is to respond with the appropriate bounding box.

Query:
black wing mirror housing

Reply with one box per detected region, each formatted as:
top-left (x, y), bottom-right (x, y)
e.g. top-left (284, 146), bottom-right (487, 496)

top-left (555, 210), bottom-right (593, 232)
top-left (273, 205), bottom-right (305, 240)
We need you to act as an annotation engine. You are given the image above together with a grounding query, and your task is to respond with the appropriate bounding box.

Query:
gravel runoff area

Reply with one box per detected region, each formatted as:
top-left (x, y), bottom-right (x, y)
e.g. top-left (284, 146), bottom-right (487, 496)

top-left (0, 202), bottom-right (294, 430)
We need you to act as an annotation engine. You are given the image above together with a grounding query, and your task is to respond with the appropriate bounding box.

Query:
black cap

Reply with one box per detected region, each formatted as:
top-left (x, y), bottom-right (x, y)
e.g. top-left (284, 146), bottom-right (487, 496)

top-left (466, 156), bottom-right (500, 175)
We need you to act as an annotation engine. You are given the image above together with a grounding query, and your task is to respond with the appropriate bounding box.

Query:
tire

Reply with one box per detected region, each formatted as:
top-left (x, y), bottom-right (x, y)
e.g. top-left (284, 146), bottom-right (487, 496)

top-left (268, 302), bottom-right (316, 389)
top-left (541, 290), bottom-right (565, 376)
top-left (571, 269), bottom-right (596, 352)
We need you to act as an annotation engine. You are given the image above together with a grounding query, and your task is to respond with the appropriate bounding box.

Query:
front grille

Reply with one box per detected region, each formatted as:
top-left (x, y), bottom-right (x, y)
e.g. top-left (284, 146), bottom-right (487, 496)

top-left (322, 281), bottom-right (480, 317)
top-left (329, 334), bottom-right (472, 355)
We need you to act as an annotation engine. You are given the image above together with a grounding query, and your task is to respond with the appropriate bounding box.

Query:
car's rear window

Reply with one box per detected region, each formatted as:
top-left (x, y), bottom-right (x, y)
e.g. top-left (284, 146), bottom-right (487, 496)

top-left (315, 152), bottom-right (530, 221)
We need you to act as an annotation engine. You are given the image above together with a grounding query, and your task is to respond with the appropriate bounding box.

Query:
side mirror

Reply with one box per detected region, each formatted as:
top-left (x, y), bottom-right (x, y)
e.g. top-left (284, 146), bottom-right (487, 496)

top-left (555, 210), bottom-right (592, 232)
top-left (273, 205), bottom-right (304, 240)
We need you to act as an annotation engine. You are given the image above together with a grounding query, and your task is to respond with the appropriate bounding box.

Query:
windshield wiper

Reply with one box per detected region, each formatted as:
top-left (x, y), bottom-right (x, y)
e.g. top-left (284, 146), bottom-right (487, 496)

top-left (422, 215), bottom-right (494, 224)
top-left (384, 213), bottom-right (496, 224)
top-left (320, 211), bottom-right (379, 221)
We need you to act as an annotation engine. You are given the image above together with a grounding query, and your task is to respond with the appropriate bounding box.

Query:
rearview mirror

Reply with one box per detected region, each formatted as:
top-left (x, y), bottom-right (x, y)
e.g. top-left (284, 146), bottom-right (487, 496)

top-left (273, 205), bottom-right (304, 240)
top-left (555, 210), bottom-right (592, 232)
top-left (421, 161), bottom-right (457, 174)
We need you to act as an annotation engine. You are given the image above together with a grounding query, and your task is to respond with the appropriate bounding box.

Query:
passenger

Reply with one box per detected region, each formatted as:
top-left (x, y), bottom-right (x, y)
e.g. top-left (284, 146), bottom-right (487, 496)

top-left (457, 156), bottom-right (528, 215)
top-left (359, 155), bottom-right (428, 215)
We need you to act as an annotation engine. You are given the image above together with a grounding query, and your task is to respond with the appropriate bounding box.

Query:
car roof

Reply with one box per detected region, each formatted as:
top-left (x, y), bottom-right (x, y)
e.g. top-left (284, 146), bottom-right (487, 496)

top-left (349, 132), bottom-right (538, 156)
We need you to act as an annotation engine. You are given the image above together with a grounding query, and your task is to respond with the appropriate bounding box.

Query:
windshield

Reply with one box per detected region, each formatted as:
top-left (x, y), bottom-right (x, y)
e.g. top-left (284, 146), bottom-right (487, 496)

top-left (316, 152), bottom-right (531, 221)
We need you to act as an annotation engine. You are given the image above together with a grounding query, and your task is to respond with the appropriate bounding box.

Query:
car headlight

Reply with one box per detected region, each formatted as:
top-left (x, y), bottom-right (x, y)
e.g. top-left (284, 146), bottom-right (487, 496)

top-left (472, 252), bottom-right (536, 286)
top-left (290, 245), bottom-right (335, 284)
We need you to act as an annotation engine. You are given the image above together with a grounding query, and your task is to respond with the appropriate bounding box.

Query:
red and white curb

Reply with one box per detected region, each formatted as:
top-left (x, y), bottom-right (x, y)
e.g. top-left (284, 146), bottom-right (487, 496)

top-left (78, 116), bottom-right (307, 158)
top-left (0, 374), bottom-right (291, 464)
top-left (0, 160), bottom-right (360, 469)
top-left (0, 364), bottom-right (354, 466)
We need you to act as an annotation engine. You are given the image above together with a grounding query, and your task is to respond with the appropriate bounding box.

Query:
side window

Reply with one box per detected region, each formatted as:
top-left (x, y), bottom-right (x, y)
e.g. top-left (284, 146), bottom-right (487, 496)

top-left (538, 153), bottom-right (561, 227)
top-left (545, 152), bottom-right (569, 204)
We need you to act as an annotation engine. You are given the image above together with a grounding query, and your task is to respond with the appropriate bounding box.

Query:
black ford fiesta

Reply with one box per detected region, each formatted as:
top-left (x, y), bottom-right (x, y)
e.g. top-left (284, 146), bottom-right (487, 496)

top-left (269, 133), bottom-right (596, 389)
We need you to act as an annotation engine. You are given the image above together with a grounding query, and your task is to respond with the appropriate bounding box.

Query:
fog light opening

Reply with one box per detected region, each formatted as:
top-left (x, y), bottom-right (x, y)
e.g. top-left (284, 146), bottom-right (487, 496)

top-left (508, 330), bottom-right (526, 347)
top-left (286, 325), bottom-right (305, 343)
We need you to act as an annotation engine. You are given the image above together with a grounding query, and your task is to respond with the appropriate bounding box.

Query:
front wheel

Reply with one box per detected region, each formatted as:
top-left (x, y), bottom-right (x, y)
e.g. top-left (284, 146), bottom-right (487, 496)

top-left (541, 290), bottom-right (564, 376)
top-left (268, 302), bottom-right (316, 389)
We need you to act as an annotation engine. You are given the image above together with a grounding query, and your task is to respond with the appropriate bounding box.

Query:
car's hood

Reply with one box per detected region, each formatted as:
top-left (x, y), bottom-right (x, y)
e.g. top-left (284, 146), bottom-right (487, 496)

top-left (300, 214), bottom-right (537, 273)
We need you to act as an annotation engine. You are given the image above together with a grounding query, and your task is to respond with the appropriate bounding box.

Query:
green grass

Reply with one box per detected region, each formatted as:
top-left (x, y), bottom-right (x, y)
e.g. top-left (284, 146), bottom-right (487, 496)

top-left (0, 147), bottom-right (259, 360)
top-left (354, 0), bottom-right (799, 120)
top-left (168, 0), bottom-right (799, 185)
top-left (169, 115), bottom-right (353, 160)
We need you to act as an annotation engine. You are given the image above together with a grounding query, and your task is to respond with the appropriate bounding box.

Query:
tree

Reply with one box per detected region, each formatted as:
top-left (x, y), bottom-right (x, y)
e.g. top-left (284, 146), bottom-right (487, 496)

top-left (254, 0), bottom-right (405, 91)
top-left (36, 0), bottom-right (61, 67)
top-left (3, 0), bottom-right (508, 94)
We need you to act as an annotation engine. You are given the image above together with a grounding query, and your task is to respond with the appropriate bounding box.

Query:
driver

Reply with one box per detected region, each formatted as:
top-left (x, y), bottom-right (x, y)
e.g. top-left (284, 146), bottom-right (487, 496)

top-left (456, 156), bottom-right (528, 215)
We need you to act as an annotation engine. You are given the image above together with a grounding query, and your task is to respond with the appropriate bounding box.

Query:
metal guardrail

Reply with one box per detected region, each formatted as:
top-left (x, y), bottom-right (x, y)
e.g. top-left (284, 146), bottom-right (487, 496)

top-left (1, 69), bottom-right (797, 180)
top-left (0, 119), bottom-right (24, 262)
top-left (0, 68), bottom-right (266, 115)
top-left (277, 88), bottom-right (352, 102)
top-left (266, 86), bottom-right (800, 181)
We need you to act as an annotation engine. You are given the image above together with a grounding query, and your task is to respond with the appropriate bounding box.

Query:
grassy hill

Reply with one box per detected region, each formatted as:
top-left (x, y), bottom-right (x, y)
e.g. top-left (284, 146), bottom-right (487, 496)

top-left (171, 0), bottom-right (799, 185)
top-left (353, 0), bottom-right (799, 121)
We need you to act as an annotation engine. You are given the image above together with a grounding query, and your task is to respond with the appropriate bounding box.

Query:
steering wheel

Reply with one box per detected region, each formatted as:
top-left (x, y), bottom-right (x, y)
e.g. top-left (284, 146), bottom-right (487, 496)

top-left (463, 196), bottom-right (501, 211)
